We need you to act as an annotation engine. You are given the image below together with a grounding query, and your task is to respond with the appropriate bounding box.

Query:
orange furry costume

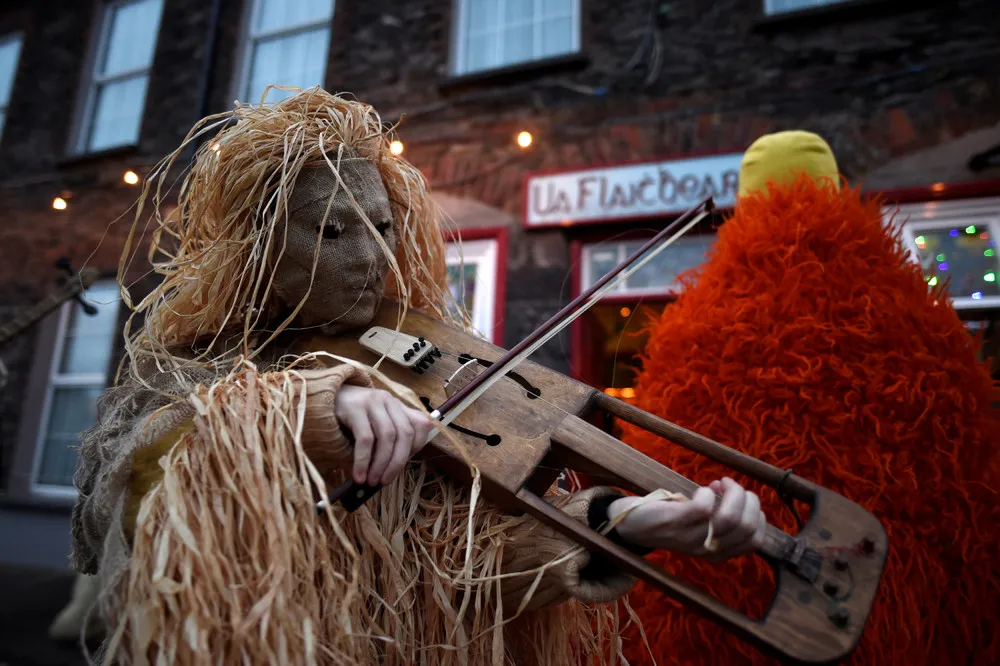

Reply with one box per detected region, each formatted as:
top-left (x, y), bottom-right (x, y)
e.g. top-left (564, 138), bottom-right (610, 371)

top-left (620, 131), bottom-right (1000, 665)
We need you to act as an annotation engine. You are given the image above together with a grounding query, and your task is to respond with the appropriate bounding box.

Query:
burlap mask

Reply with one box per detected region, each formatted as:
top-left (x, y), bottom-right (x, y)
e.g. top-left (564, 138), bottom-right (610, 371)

top-left (273, 157), bottom-right (397, 330)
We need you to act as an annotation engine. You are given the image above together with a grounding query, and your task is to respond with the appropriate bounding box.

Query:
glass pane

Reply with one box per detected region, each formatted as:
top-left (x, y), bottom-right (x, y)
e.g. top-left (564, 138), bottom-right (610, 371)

top-left (542, 0), bottom-right (573, 16)
top-left (60, 282), bottom-right (121, 375)
top-left (624, 235), bottom-right (714, 292)
top-left (912, 226), bottom-right (1000, 300)
top-left (587, 248), bottom-right (619, 288)
top-left (87, 74), bottom-right (147, 151)
top-left (767, 0), bottom-right (845, 13)
top-left (246, 28), bottom-right (331, 104)
top-left (502, 24), bottom-right (534, 66)
top-left (540, 17), bottom-right (573, 57)
top-left (0, 110), bottom-right (5, 137)
top-left (255, 0), bottom-right (334, 33)
top-left (101, 0), bottom-right (164, 76)
top-left (447, 263), bottom-right (478, 316)
top-left (505, 0), bottom-right (534, 23)
top-left (468, 0), bottom-right (498, 32)
top-left (464, 31), bottom-right (497, 73)
top-left (0, 36), bottom-right (22, 106)
top-left (36, 386), bottom-right (103, 487)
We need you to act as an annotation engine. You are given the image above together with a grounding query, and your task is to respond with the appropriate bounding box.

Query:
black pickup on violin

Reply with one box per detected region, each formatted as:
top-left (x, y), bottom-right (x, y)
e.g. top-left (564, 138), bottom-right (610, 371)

top-left (306, 198), bottom-right (887, 666)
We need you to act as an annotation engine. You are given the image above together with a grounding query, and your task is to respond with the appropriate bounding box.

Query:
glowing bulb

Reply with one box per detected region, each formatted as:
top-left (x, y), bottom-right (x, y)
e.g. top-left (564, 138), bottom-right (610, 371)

top-left (938, 262), bottom-right (949, 271)
top-left (123, 170), bottom-right (139, 185)
top-left (928, 276), bottom-right (938, 286)
top-left (972, 291), bottom-right (983, 300)
top-left (985, 272), bottom-right (996, 283)
top-left (931, 182), bottom-right (946, 193)
top-left (936, 253), bottom-right (946, 262)
top-left (915, 235), bottom-right (926, 245)
top-left (604, 388), bottom-right (620, 398)
top-left (517, 131), bottom-right (533, 148)
top-left (950, 229), bottom-right (959, 237)
top-left (620, 306), bottom-right (631, 317)
top-left (52, 197), bottom-right (67, 210)
top-left (985, 249), bottom-right (995, 257)
top-left (966, 225), bottom-right (976, 235)
top-left (981, 232), bottom-right (990, 240)
top-left (621, 387), bottom-right (636, 399)
top-left (389, 140), bottom-right (404, 156)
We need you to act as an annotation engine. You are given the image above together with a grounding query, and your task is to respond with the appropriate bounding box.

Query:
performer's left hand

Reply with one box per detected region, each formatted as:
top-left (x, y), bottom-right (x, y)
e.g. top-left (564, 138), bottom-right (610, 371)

top-left (606, 478), bottom-right (766, 560)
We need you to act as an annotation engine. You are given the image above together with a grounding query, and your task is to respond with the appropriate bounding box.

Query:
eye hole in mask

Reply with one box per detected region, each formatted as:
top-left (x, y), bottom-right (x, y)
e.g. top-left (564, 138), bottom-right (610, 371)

top-left (375, 221), bottom-right (391, 237)
top-left (317, 224), bottom-right (341, 240)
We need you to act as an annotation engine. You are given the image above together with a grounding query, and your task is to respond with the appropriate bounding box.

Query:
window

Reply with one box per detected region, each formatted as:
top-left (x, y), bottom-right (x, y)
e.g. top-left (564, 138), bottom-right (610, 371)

top-left (581, 235), bottom-right (715, 296)
top-left (446, 238), bottom-right (503, 344)
top-left (452, 0), bottom-right (580, 76)
top-left (239, 0), bottom-right (335, 105)
top-left (0, 34), bottom-right (23, 139)
top-left (30, 281), bottom-right (121, 496)
top-left (764, 0), bottom-right (850, 14)
top-left (895, 198), bottom-right (1000, 310)
top-left (76, 0), bottom-right (164, 153)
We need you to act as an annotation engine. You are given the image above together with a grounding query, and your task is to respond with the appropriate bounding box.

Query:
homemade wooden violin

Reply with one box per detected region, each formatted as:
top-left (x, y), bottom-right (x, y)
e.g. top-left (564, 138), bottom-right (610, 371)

top-left (309, 198), bottom-right (887, 665)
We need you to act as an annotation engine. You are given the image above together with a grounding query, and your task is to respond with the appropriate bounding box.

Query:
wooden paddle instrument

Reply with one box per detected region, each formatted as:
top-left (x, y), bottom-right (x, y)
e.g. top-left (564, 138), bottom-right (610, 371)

top-left (309, 198), bottom-right (887, 665)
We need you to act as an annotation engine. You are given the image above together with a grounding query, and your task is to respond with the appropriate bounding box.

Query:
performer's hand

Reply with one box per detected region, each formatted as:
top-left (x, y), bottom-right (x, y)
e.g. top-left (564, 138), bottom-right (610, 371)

top-left (606, 478), bottom-right (766, 560)
top-left (334, 386), bottom-right (434, 486)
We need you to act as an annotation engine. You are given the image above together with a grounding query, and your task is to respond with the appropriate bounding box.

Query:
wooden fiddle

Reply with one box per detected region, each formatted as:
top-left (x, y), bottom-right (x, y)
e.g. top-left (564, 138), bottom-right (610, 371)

top-left (306, 198), bottom-right (887, 665)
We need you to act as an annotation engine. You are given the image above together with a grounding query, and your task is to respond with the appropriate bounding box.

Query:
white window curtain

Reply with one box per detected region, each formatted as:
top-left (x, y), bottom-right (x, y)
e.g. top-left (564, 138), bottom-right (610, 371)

top-left (0, 34), bottom-right (23, 139)
top-left (453, 0), bottom-right (580, 76)
top-left (765, 0), bottom-right (849, 15)
top-left (77, 0), bottom-right (164, 152)
top-left (240, 0), bottom-right (335, 105)
top-left (31, 281), bottom-right (121, 495)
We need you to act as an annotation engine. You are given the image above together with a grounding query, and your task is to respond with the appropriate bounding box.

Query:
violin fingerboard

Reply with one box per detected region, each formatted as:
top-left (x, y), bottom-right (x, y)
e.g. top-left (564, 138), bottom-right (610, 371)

top-left (359, 326), bottom-right (436, 369)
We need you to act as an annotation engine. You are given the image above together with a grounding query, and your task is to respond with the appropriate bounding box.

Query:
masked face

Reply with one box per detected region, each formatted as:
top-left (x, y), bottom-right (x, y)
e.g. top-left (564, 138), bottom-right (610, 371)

top-left (272, 157), bottom-right (397, 330)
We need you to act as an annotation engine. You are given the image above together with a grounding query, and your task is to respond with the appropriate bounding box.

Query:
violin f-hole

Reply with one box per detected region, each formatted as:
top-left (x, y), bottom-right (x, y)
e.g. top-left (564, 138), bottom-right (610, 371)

top-left (419, 396), bottom-right (501, 446)
top-left (457, 354), bottom-right (541, 399)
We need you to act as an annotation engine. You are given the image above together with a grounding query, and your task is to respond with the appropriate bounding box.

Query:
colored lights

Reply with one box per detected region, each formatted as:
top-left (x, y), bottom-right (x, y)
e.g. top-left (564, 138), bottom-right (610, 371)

top-left (915, 235), bottom-right (927, 247)
top-left (621, 387), bottom-right (636, 399)
top-left (620, 306), bottom-right (632, 317)
top-left (950, 230), bottom-right (959, 237)
top-left (928, 276), bottom-right (938, 287)
top-left (972, 292), bottom-right (984, 300)
top-left (986, 249), bottom-right (995, 257)
top-left (389, 140), bottom-right (404, 156)
top-left (966, 225), bottom-right (976, 234)
top-left (936, 253), bottom-right (946, 262)
top-left (981, 232), bottom-right (990, 240)
top-left (985, 272), bottom-right (996, 283)
top-left (938, 262), bottom-right (949, 271)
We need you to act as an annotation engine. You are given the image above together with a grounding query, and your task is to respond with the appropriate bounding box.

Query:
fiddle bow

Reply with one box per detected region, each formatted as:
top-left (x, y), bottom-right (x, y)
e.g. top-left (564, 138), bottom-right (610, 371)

top-left (310, 197), bottom-right (887, 665)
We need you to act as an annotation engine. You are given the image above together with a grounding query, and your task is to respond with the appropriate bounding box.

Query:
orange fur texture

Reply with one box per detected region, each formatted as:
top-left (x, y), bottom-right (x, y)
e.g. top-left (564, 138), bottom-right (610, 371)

top-left (620, 176), bottom-right (1000, 665)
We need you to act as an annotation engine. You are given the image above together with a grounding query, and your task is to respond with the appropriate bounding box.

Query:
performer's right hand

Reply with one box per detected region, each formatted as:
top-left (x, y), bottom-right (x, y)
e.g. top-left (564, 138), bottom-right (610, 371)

top-left (334, 385), bottom-right (434, 486)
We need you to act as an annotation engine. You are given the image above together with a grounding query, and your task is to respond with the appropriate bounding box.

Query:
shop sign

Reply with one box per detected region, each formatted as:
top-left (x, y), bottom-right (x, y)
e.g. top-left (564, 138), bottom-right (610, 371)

top-left (525, 153), bottom-right (742, 227)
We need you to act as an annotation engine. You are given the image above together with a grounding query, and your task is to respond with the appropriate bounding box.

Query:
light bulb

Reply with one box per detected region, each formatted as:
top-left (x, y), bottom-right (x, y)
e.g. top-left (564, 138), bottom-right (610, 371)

top-left (123, 170), bottom-right (139, 185)
top-left (389, 140), bottom-right (404, 156)
top-left (52, 197), bottom-right (68, 211)
top-left (517, 131), bottom-right (533, 149)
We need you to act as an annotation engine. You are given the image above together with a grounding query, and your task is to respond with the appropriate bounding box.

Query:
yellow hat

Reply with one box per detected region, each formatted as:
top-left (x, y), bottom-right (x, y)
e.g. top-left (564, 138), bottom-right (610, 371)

top-left (738, 130), bottom-right (840, 198)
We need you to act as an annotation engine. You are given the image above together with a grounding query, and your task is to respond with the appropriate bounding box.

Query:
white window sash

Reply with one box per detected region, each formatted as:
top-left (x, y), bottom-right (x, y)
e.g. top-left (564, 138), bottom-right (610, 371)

top-left (446, 239), bottom-right (499, 341)
top-left (452, 0), bottom-right (580, 76)
top-left (237, 0), bottom-right (335, 103)
top-left (74, 0), bottom-right (163, 153)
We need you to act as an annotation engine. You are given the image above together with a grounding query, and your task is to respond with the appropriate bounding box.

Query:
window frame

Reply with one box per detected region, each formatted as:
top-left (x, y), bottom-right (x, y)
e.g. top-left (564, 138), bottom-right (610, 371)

top-left (234, 0), bottom-right (336, 105)
top-left (893, 197), bottom-right (1000, 311)
top-left (71, 0), bottom-right (164, 155)
top-left (450, 0), bottom-right (582, 77)
top-left (579, 234), bottom-right (715, 299)
top-left (8, 280), bottom-right (122, 508)
top-left (0, 32), bottom-right (24, 141)
top-left (445, 227), bottom-right (508, 346)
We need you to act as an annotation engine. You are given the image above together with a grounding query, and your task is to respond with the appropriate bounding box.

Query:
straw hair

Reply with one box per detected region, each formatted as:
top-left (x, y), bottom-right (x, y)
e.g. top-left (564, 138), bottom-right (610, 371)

top-left (98, 89), bottom-right (635, 665)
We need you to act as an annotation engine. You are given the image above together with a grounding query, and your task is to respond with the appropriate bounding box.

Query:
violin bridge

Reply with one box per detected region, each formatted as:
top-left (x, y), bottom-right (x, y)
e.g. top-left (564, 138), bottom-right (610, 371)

top-left (359, 326), bottom-right (441, 373)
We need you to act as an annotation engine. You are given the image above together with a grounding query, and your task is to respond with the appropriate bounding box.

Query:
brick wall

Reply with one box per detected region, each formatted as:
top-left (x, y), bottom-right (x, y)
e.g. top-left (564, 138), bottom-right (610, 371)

top-left (1, 0), bottom-right (999, 488)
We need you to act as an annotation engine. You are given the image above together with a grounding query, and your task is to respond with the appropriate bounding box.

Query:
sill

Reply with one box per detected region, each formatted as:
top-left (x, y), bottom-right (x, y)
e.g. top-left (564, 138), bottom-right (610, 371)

top-left (57, 143), bottom-right (139, 169)
top-left (754, 0), bottom-right (930, 32)
top-left (439, 52), bottom-right (590, 93)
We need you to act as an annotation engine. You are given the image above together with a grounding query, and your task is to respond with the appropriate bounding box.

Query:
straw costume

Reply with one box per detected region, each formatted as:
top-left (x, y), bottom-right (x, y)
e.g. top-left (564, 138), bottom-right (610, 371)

top-left (70, 89), bottom-right (642, 665)
top-left (620, 131), bottom-right (1000, 665)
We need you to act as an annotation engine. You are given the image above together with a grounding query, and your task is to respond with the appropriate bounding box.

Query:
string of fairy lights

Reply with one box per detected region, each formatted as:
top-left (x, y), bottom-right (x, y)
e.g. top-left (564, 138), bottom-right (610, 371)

top-left (914, 225), bottom-right (998, 300)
